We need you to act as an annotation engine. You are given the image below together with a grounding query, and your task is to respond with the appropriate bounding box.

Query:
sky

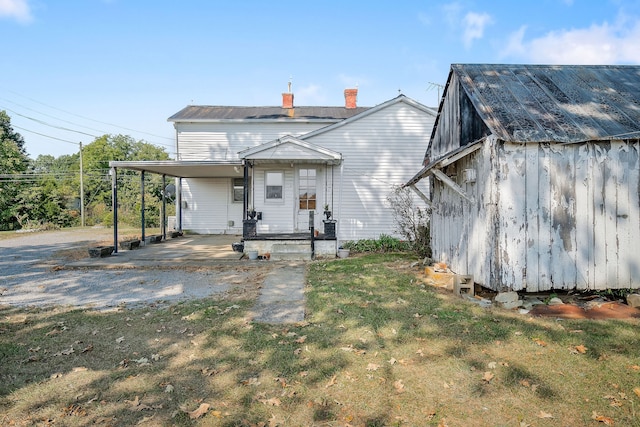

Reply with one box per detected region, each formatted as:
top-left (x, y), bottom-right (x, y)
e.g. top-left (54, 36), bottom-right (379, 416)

top-left (2, 0), bottom-right (640, 159)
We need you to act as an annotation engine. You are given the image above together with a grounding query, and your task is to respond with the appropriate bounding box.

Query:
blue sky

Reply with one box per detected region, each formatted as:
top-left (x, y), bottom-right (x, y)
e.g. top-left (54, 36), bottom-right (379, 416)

top-left (3, 0), bottom-right (640, 159)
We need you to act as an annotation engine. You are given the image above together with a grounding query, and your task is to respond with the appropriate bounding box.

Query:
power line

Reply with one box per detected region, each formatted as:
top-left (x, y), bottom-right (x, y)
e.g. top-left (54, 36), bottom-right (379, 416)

top-left (1, 88), bottom-right (174, 141)
top-left (13, 125), bottom-right (79, 145)
top-left (2, 106), bottom-right (98, 138)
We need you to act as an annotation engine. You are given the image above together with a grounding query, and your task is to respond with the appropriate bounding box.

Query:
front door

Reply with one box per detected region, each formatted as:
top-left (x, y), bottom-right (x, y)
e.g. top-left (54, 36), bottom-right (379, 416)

top-left (295, 167), bottom-right (318, 232)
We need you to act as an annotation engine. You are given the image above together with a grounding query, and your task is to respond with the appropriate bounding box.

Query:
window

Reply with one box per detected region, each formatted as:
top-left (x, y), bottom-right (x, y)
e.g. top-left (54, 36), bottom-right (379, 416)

top-left (232, 178), bottom-right (244, 203)
top-left (298, 169), bottom-right (316, 210)
top-left (265, 171), bottom-right (283, 200)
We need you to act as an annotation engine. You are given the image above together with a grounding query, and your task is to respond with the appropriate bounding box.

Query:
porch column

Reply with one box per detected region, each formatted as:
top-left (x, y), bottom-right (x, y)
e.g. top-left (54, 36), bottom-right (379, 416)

top-left (243, 161), bottom-right (249, 220)
top-left (111, 167), bottom-right (118, 254)
top-left (140, 170), bottom-right (146, 244)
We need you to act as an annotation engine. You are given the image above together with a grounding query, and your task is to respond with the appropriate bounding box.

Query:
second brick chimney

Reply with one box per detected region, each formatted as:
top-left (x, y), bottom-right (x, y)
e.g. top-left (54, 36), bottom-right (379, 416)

top-left (282, 92), bottom-right (294, 109)
top-left (344, 88), bottom-right (358, 109)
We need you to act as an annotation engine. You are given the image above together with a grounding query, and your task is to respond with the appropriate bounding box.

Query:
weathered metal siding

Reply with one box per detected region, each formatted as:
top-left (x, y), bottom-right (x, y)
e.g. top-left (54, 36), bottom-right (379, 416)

top-left (433, 138), bottom-right (640, 291)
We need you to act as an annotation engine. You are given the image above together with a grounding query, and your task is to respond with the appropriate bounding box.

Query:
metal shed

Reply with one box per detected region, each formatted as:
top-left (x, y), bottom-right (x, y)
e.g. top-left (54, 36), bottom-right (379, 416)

top-left (407, 64), bottom-right (640, 292)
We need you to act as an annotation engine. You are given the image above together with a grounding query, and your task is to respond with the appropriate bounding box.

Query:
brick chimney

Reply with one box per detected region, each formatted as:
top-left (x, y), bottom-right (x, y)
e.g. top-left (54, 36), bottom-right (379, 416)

top-left (344, 88), bottom-right (358, 109)
top-left (282, 92), bottom-right (294, 109)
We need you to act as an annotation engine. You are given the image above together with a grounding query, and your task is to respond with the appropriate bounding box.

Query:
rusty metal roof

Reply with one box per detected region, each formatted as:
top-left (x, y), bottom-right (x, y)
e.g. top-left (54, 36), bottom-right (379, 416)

top-left (452, 64), bottom-right (640, 143)
top-left (168, 105), bottom-right (370, 122)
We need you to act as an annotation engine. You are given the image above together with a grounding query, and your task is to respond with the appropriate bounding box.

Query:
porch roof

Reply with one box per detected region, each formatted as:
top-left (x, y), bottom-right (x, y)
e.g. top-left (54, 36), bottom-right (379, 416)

top-left (108, 160), bottom-right (244, 178)
top-left (238, 135), bottom-right (342, 165)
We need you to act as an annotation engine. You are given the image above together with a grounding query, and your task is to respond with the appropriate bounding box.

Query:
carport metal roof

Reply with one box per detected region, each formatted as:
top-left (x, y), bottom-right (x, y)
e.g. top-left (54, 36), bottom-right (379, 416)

top-left (108, 160), bottom-right (243, 178)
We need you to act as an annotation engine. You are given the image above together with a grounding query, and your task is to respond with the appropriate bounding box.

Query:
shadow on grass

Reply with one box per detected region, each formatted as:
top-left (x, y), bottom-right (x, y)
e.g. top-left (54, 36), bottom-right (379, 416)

top-left (2, 253), bottom-right (640, 426)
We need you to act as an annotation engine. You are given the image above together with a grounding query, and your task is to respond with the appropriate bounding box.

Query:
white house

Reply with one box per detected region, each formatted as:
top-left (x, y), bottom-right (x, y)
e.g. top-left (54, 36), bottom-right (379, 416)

top-left (111, 88), bottom-right (436, 258)
top-left (406, 64), bottom-right (640, 291)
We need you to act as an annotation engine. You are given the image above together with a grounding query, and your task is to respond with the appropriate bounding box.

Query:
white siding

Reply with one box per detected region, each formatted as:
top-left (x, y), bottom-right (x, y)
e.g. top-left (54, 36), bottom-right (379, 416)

top-left (306, 102), bottom-right (435, 242)
top-left (176, 122), bottom-right (325, 161)
top-left (181, 178), bottom-right (243, 234)
top-left (252, 168), bottom-right (295, 233)
top-left (432, 139), bottom-right (640, 291)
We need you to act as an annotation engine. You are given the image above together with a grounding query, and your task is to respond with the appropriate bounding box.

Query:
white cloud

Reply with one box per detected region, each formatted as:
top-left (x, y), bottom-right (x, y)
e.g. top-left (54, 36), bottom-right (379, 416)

top-left (501, 20), bottom-right (640, 64)
top-left (0, 0), bottom-right (32, 23)
top-left (462, 12), bottom-right (493, 48)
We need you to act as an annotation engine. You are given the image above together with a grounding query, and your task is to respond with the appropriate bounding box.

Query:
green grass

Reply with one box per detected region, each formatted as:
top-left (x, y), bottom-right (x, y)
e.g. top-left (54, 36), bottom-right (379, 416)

top-left (1, 253), bottom-right (640, 426)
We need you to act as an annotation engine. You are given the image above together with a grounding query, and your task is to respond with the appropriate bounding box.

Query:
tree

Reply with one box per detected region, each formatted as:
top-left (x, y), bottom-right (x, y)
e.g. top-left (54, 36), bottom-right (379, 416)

top-left (0, 111), bottom-right (30, 230)
top-left (386, 186), bottom-right (432, 258)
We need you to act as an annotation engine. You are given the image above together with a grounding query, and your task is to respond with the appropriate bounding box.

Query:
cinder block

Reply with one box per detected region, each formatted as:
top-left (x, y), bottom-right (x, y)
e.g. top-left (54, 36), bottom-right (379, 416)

top-left (453, 275), bottom-right (474, 297)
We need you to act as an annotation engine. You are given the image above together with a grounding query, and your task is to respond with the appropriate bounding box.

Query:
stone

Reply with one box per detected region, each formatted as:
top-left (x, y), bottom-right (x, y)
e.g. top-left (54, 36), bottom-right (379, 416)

top-left (88, 245), bottom-right (114, 258)
top-left (627, 293), bottom-right (640, 308)
top-left (500, 300), bottom-right (523, 310)
top-left (547, 297), bottom-right (564, 306)
top-left (495, 291), bottom-right (519, 304)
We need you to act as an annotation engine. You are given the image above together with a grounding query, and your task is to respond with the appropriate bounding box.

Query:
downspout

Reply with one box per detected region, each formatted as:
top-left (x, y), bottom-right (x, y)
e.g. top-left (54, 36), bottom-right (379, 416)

top-left (111, 167), bottom-right (118, 254)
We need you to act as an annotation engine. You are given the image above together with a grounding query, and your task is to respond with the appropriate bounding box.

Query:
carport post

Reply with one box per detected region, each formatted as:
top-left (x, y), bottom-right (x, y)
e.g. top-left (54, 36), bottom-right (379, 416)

top-left (111, 167), bottom-right (118, 254)
top-left (140, 170), bottom-right (146, 244)
top-left (177, 177), bottom-right (183, 232)
top-left (162, 174), bottom-right (167, 240)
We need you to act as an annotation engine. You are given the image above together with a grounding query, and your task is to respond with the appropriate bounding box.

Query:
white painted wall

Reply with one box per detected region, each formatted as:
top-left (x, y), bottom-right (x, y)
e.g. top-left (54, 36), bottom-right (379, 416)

top-left (175, 98), bottom-right (436, 240)
top-left (305, 101), bottom-right (435, 243)
top-left (181, 178), bottom-right (244, 234)
top-left (176, 122), bottom-right (325, 161)
top-left (431, 138), bottom-right (640, 291)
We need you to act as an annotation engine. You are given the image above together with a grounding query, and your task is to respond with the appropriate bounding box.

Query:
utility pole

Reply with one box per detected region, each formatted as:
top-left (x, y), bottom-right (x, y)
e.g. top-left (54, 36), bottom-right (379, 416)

top-left (79, 141), bottom-right (85, 227)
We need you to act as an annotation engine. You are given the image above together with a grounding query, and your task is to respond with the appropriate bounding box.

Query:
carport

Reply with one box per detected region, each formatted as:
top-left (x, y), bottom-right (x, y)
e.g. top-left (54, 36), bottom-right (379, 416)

top-left (108, 160), bottom-right (246, 252)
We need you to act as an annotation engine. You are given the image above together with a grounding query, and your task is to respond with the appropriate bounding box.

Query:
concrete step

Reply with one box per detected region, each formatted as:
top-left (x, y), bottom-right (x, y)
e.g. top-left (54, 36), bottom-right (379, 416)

top-left (270, 243), bottom-right (312, 261)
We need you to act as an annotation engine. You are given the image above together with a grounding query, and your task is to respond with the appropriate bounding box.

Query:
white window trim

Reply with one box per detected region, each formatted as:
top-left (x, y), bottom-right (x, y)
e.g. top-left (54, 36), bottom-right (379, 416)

top-left (265, 170), bottom-right (285, 204)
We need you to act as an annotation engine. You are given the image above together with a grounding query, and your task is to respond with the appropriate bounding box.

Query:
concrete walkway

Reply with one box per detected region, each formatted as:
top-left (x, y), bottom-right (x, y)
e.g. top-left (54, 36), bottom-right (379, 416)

top-left (251, 262), bottom-right (306, 324)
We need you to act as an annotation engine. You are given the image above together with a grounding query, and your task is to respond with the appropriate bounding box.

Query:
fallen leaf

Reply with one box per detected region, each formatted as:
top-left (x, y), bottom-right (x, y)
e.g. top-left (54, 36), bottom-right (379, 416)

top-left (188, 403), bottom-right (210, 419)
top-left (259, 397), bottom-right (281, 406)
top-left (575, 344), bottom-right (588, 354)
top-left (592, 411), bottom-right (614, 425)
top-left (394, 379), bottom-right (405, 393)
top-left (482, 372), bottom-right (494, 383)
top-left (325, 375), bottom-right (337, 388)
top-left (630, 365), bottom-right (640, 371)
top-left (388, 358), bottom-right (397, 365)
top-left (520, 379), bottom-right (531, 388)
top-left (533, 338), bottom-right (547, 347)
top-left (164, 384), bottom-right (174, 393)
top-left (487, 361), bottom-right (497, 369)
top-left (295, 335), bottom-right (307, 344)
top-left (366, 363), bottom-right (381, 371)
top-left (537, 411), bottom-right (554, 419)
top-left (633, 387), bottom-right (640, 398)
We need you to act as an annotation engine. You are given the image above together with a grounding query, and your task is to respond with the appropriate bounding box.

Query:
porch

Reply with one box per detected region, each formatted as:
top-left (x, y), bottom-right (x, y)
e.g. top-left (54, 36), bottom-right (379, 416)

top-left (242, 232), bottom-right (337, 261)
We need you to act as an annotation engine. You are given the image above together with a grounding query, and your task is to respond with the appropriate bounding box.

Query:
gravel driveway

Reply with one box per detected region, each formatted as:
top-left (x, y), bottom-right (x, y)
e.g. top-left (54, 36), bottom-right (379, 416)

top-left (0, 229), bottom-right (257, 310)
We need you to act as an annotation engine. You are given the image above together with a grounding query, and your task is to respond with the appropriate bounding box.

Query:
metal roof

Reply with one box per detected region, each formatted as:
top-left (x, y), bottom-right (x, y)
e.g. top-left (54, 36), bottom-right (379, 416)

top-left (168, 105), bottom-right (370, 122)
top-left (452, 64), bottom-right (640, 143)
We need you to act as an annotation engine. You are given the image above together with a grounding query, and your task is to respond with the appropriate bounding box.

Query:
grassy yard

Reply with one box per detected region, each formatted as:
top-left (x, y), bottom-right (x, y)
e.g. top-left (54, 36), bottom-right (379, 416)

top-left (1, 253), bottom-right (640, 426)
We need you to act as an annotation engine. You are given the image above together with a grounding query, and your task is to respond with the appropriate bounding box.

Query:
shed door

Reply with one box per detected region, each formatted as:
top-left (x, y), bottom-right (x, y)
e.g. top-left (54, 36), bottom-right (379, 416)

top-left (295, 168), bottom-right (318, 232)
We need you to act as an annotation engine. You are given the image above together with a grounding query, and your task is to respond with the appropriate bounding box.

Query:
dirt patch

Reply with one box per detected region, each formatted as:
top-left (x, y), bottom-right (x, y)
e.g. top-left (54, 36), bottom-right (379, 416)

top-left (530, 301), bottom-right (640, 319)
